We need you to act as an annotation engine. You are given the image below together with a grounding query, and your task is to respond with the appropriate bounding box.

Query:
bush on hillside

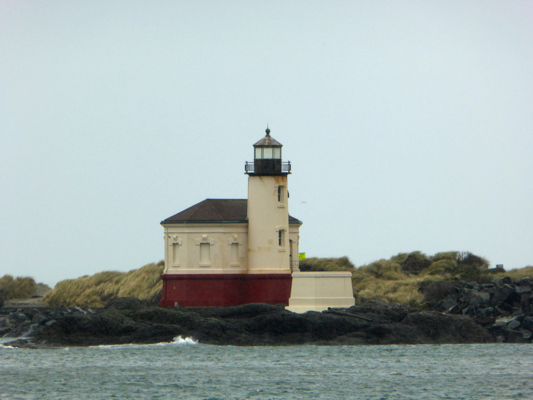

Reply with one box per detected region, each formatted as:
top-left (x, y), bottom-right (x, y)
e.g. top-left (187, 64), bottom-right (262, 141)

top-left (351, 250), bottom-right (501, 307)
top-left (418, 280), bottom-right (457, 306)
top-left (299, 256), bottom-right (355, 272)
top-left (0, 275), bottom-right (37, 303)
top-left (400, 251), bottom-right (432, 275)
top-left (44, 261), bottom-right (164, 307)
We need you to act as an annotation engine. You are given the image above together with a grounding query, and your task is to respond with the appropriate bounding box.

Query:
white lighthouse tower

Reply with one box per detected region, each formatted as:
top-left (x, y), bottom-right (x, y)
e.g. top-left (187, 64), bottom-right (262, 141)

top-left (245, 127), bottom-right (291, 274)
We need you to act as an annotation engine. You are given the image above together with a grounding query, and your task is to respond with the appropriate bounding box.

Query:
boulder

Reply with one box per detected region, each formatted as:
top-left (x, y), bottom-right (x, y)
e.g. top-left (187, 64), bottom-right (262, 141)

top-left (491, 284), bottom-right (516, 307)
top-left (105, 297), bottom-right (145, 311)
top-left (521, 330), bottom-right (533, 340)
top-left (515, 285), bottom-right (532, 294)
top-left (521, 316), bottom-right (533, 331)
top-left (494, 277), bottom-right (513, 287)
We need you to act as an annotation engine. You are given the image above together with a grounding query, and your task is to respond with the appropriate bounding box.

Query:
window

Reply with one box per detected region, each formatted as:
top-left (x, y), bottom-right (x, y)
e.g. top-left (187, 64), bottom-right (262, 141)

top-left (200, 243), bottom-right (210, 263)
top-left (169, 235), bottom-right (182, 267)
top-left (278, 186), bottom-right (283, 202)
top-left (231, 243), bottom-right (238, 263)
top-left (263, 147), bottom-right (272, 158)
top-left (172, 243), bottom-right (180, 264)
top-left (278, 229), bottom-right (285, 248)
top-left (255, 147), bottom-right (281, 159)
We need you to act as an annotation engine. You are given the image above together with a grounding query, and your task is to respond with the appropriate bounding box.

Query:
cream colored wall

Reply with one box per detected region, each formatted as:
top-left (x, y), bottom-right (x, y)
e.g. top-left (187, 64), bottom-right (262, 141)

top-left (287, 271), bottom-right (356, 313)
top-left (162, 223), bottom-right (248, 275)
top-left (289, 227), bottom-right (300, 272)
top-left (247, 175), bottom-right (291, 274)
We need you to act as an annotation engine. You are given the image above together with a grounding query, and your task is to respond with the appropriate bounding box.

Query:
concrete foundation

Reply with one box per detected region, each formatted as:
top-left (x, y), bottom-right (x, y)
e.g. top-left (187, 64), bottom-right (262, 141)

top-left (286, 271), bottom-right (355, 313)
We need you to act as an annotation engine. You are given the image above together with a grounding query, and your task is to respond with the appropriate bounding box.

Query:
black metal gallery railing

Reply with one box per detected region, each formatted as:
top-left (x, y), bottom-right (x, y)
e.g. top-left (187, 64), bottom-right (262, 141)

top-left (245, 161), bottom-right (291, 174)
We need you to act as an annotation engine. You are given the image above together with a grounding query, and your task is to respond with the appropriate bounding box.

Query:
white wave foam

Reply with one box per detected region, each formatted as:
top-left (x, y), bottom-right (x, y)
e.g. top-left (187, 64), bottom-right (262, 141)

top-left (172, 336), bottom-right (198, 345)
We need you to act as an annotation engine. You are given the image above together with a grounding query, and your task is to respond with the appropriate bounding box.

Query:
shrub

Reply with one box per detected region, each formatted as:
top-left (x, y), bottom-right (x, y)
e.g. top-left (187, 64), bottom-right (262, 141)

top-left (44, 262), bottom-right (164, 307)
top-left (299, 256), bottom-right (355, 272)
top-left (400, 251), bottom-right (432, 275)
top-left (419, 280), bottom-right (457, 306)
top-left (352, 250), bottom-right (497, 307)
top-left (360, 259), bottom-right (404, 280)
top-left (492, 266), bottom-right (533, 282)
top-left (0, 275), bottom-right (37, 301)
top-left (425, 259), bottom-right (456, 276)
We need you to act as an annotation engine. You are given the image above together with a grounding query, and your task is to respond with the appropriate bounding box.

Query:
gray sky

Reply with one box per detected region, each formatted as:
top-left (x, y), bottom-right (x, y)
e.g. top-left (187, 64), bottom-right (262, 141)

top-left (1, 1), bottom-right (532, 287)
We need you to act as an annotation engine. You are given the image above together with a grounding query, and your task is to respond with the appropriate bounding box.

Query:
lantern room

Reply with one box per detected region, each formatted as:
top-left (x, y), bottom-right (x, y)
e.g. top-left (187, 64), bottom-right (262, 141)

top-left (245, 128), bottom-right (291, 175)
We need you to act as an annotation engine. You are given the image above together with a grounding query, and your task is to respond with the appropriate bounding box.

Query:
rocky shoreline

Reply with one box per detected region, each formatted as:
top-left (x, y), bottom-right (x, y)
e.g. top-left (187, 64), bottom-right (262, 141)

top-left (2, 276), bottom-right (532, 348)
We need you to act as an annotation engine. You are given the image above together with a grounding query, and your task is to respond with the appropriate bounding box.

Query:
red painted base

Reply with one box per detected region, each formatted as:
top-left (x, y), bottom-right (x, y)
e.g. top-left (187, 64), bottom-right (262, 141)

top-left (159, 273), bottom-right (292, 307)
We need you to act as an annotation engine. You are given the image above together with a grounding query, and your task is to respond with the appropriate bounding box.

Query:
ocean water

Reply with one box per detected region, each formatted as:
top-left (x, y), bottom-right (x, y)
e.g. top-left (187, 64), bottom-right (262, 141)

top-left (0, 338), bottom-right (532, 399)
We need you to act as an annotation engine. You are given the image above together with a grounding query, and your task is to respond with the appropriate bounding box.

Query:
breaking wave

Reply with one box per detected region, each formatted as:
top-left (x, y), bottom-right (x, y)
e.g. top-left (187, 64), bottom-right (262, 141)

top-left (172, 336), bottom-right (198, 345)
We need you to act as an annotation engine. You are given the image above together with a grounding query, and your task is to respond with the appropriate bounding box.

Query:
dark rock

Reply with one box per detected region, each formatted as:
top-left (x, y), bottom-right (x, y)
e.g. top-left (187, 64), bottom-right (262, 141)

top-left (494, 277), bottom-right (513, 287)
top-left (446, 305), bottom-right (460, 314)
top-left (476, 307), bottom-right (494, 318)
top-left (495, 305), bottom-right (511, 316)
top-left (4, 300), bottom-right (507, 348)
top-left (435, 297), bottom-right (458, 311)
top-left (491, 285), bottom-right (516, 307)
top-left (490, 318), bottom-right (508, 329)
top-left (474, 315), bottom-right (495, 327)
top-left (522, 316), bottom-right (533, 331)
top-left (516, 277), bottom-right (531, 286)
top-left (461, 281), bottom-right (475, 289)
top-left (7, 312), bottom-right (28, 328)
top-left (401, 311), bottom-right (492, 343)
top-left (515, 285), bottom-right (532, 295)
top-left (24, 324), bottom-right (42, 338)
top-left (521, 330), bottom-right (532, 340)
top-left (32, 313), bottom-right (46, 325)
top-left (505, 319), bottom-right (521, 331)
top-left (507, 330), bottom-right (525, 343)
top-left (105, 297), bottom-right (145, 311)
top-left (462, 305), bottom-right (476, 316)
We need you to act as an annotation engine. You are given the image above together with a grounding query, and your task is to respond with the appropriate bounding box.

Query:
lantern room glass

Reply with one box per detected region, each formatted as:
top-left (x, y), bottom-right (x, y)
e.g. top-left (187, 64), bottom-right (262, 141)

top-left (255, 147), bottom-right (282, 159)
top-left (263, 147), bottom-right (272, 158)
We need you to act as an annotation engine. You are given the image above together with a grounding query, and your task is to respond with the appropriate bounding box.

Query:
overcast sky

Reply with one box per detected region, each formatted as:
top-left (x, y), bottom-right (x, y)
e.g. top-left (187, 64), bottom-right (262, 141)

top-left (1, 1), bottom-right (532, 287)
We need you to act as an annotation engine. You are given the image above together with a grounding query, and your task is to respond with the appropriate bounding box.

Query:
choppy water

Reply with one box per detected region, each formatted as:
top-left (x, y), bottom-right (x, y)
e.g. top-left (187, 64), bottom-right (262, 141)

top-left (1, 338), bottom-right (532, 399)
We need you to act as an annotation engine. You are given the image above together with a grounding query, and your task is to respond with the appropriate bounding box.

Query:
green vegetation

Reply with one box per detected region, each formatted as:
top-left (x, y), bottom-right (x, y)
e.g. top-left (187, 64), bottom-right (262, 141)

top-left (299, 256), bottom-right (355, 272)
top-left (351, 251), bottom-right (530, 307)
top-left (44, 261), bottom-right (164, 307)
top-left (5, 253), bottom-right (532, 309)
top-left (0, 275), bottom-right (37, 305)
top-left (300, 251), bottom-right (531, 307)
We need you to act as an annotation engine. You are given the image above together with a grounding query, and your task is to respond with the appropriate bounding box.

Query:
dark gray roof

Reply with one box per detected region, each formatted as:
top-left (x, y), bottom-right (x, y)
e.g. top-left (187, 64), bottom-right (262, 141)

top-left (253, 128), bottom-right (282, 147)
top-left (161, 199), bottom-right (302, 225)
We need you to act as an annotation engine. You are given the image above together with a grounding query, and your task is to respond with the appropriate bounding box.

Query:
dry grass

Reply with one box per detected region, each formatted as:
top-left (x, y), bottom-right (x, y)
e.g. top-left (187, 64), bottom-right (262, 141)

top-left (0, 275), bottom-right (37, 301)
top-left (492, 266), bottom-right (533, 282)
top-left (299, 256), bottom-right (355, 272)
top-left (346, 252), bottom-right (533, 308)
top-left (18, 255), bottom-right (533, 309)
top-left (44, 261), bottom-right (164, 307)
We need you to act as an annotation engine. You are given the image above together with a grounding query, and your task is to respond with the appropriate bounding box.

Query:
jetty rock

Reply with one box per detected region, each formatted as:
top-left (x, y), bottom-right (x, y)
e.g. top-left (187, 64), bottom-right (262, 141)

top-left (2, 299), bottom-right (498, 348)
top-left (428, 277), bottom-right (533, 343)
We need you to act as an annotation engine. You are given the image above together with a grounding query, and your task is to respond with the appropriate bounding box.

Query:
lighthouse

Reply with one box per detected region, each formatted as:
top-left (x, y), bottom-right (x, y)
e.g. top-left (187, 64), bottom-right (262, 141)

top-left (159, 128), bottom-right (301, 307)
top-left (246, 128), bottom-right (291, 274)
top-left (159, 126), bottom-right (354, 311)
